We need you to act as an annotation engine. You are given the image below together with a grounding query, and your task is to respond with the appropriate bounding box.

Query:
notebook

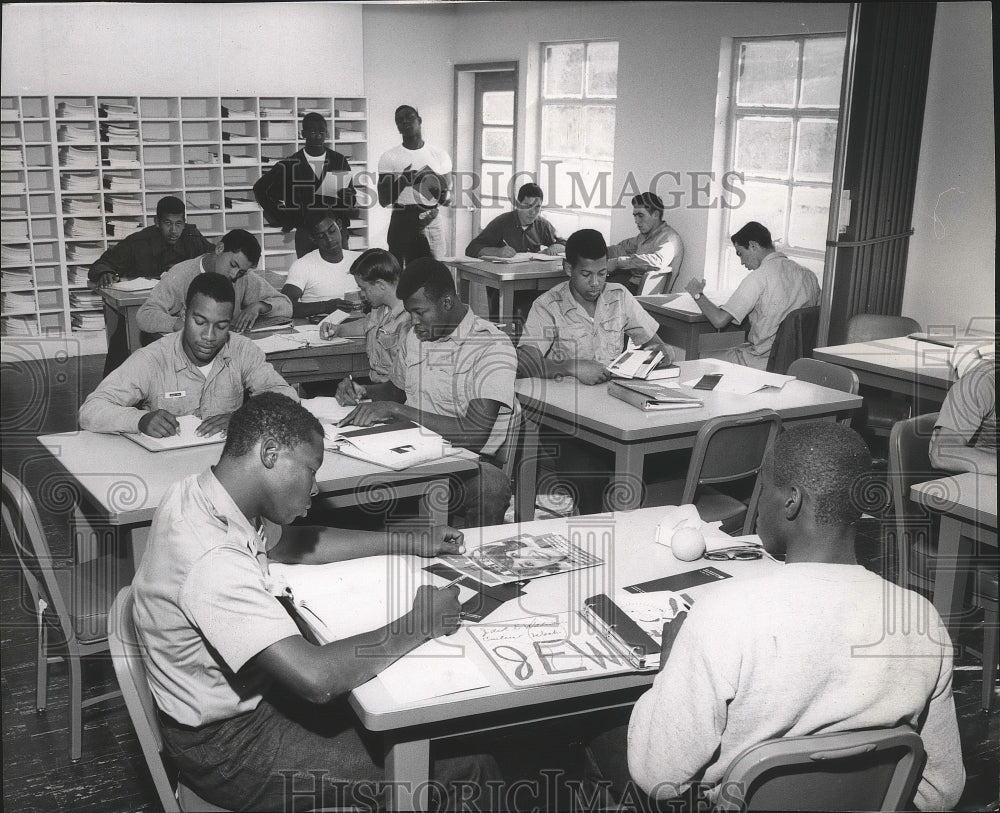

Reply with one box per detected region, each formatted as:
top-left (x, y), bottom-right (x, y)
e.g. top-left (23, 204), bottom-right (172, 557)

top-left (123, 414), bottom-right (226, 452)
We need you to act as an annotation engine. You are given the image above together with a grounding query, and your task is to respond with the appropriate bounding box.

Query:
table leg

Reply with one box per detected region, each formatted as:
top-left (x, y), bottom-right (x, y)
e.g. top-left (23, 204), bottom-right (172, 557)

top-left (386, 736), bottom-right (431, 812)
top-left (608, 446), bottom-right (644, 511)
top-left (514, 418), bottom-right (541, 523)
top-left (932, 515), bottom-right (975, 637)
top-left (498, 283), bottom-right (513, 326)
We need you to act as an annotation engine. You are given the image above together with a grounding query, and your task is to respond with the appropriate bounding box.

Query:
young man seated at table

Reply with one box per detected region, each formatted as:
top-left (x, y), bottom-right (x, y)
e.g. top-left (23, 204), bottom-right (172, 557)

top-left (88, 195), bottom-right (214, 289)
top-left (929, 357), bottom-right (997, 476)
top-left (585, 422), bottom-right (965, 812)
top-left (79, 273), bottom-right (297, 438)
top-left (319, 248), bottom-right (409, 392)
top-left (606, 192), bottom-right (684, 295)
top-left (136, 228), bottom-right (291, 336)
top-left (339, 258), bottom-right (516, 527)
top-left (685, 220), bottom-right (820, 370)
top-left (131, 392), bottom-right (501, 812)
top-left (281, 207), bottom-right (362, 318)
top-left (516, 228), bottom-right (675, 514)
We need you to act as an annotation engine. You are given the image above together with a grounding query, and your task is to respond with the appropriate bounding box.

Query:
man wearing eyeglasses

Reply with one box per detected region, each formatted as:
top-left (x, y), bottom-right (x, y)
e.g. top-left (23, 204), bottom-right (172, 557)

top-left (586, 422), bottom-right (964, 812)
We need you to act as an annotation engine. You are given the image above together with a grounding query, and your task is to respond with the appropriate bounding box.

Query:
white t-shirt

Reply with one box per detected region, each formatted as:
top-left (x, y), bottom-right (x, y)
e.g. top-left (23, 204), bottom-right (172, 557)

top-left (284, 249), bottom-right (360, 303)
top-left (378, 143), bottom-right (453, 206)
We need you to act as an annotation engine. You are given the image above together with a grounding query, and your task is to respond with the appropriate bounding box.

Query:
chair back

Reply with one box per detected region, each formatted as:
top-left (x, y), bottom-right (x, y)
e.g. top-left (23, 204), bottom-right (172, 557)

top-left (845, 314), bottom-right (921, 343)
top-left (1, 469), bottom-right (75, 644)
top-left (717, 725), bottom-right (924, 812)
top-left (682, 409), bottom-right (781, 535)
top-left (767, 305), bottom-right (820, 373)
top-left (787, 358), bottom-right (859, 425)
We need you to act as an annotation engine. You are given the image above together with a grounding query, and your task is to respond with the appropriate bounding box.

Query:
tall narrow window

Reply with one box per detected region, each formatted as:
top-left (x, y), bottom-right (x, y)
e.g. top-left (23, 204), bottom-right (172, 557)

top-left (539, 40), bottom-right (618, 235)
top-left (720, 35), bottom-right (846, 287)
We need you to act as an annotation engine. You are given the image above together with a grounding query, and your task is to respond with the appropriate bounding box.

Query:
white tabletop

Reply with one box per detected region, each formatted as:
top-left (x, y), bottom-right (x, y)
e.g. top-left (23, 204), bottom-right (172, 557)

top-left (910, 472), bottom-right (998, 527)
top-left (813, 336), bottom-right (956, 389)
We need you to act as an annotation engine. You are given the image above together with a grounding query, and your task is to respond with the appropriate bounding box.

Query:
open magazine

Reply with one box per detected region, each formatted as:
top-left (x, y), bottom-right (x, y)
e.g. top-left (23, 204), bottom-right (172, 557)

top-left (437, 532), bottom-right (604, 587)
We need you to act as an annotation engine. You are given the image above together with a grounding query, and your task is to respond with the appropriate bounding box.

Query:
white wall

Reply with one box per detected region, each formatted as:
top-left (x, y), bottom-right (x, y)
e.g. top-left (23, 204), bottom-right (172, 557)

top-left (902, 2), bottom-right (996, 334)
top-left (362, 1), bottom-right (850, 279)
top-left (1, 2), bottom-right (364, 96)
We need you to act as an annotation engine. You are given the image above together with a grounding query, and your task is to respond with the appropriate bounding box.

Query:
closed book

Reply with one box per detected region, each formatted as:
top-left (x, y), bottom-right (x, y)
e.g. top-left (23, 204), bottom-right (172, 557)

top-left (607, 380), bottom-right (702, 411)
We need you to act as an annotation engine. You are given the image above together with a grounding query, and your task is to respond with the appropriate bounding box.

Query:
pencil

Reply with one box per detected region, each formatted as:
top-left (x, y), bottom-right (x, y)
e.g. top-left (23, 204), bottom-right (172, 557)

top-left (437, 575), bottom-right (465, 591)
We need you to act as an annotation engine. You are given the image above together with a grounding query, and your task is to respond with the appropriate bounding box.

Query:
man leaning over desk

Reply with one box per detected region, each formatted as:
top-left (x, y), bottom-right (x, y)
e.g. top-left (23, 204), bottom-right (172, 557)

top-left (136, 228), bottom-right (291, 336)
top-left (79, 272), bottom-right (296, 438)
top-left (464, 182), bottom-right (565, 259)
top-left (131, 392), bottom-right (500, 811)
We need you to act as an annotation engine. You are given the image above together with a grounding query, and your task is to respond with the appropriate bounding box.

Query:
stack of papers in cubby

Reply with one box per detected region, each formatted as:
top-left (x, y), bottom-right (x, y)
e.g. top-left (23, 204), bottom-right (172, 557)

top-left (107, 219), bottom-right (142, 238)
top-left (104, 146), bottom-right (139, 166)
top-left (335, 129), bottom-right (365, 142)
top-left (103, 173), bottom-right (141, 192)
top-left (221, 106), bottom-right (255, 119)
top-left (1, 269), bottom-right (33, 290)
top-left (260, 121), bottom-right (295, 140)
top-left (70, 291), bottom-right (103, 309)
top-left (335, 110), bottom-right (366, 120)
top-left (66, 243), bottom-right (103, 264)
top-left (298, 107), bottom-right (328, 117)
top-left (64, 218), bottom-right (104, 239)
top-left (260, 106), bottom-right (294, 118)
top-left (2, 148), bottom-right (25, 168)
top-left (1, 291), bottom-right (36, 315)
top-left (63, 196), bottom-right (101, 216)
top-left (212, 152), bottom-right (256, 166)
top-left (58, 124), bottom-right (96, 143)
top-left (71, 312), bottom-right (105, 330)
top-left (59, 146), bottom-right (99, 168)
top-left (61, 174), bottom-right (100, 192)
top-left (99, 102), bottom-right (137, 118)
top-left (222, 130), bottom-right (255, 142)
top-left (1, 179), bottom-right (27, 194)
top-left (1, 245), bottom-right (31, 264)
top-left (1, 108), bottom-right (19, 121)
top-left (1, 315), bottom-right (39, 336)
top-left (101, 123), bottom-right (139, 143)
top-left (1, 220), bottom-right (29, 241)
top-left (67, 267), bottom-right (90, 286)
top-left (225, 196), bottom-right (257, 211)
top-left (57, 101), bottom-right (93, 118)
top-left (105, 195), bottom-right (143, 215)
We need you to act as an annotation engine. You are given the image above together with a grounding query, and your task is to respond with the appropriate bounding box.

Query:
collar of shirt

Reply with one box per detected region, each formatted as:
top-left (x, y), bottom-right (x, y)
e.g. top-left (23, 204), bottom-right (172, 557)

top-left (759, 250), bottom-right (789, 269)
top-left (195, 468), bottom-right (264, 557)
top-left (641, 221), bottom-right (671, 247)
top-left (433, 306), bottom-right (479, 346)
top-left (168, 330), bottom-right (232, 375)
top-left (553, 281), bottom-right (624, 322)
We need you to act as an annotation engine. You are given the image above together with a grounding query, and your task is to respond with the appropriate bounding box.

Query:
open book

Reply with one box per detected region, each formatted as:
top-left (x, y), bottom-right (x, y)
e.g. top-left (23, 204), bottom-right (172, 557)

top-left (123, 414), bottom-right (227, 452)
top-left (606, 347), bottom-right (680, 381)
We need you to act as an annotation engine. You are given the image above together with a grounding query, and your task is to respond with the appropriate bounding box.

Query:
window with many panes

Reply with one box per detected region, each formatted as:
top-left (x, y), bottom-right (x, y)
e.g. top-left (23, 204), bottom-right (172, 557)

top-left (539, 40), bottom-right (618, 234)
top-left (720, 34), bottom-right (846, 287)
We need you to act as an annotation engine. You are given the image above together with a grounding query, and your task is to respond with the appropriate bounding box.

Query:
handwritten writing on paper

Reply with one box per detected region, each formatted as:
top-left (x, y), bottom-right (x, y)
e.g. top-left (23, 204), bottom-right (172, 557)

top-left (467, 613), bottom-right (635, 688)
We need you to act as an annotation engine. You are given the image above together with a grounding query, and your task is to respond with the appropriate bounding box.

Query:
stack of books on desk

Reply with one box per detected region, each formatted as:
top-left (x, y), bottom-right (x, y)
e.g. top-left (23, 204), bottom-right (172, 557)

top-left (1, 148), bottom-right (24, 168)
top-left (62, 174), bottom-right (99, 192)
top-left (71, 312), bottom-right (105, 331)
top-left (1, 290), bottom-right (36, 315)
top-left (1, 269), bottom-right (32, 290)
top-left (105, 195), bottom-right (143, 215)
top-left (1, 315), bottom-right (39, 336)
top-left (64, 218), bottom-right (104, 239)
top-left (1, 220), bottom-right (29, 241)
top-left (63, 196), bottom-right (101, 216)
top-left (59, 146), bottom-right (98, 168)
top-left (103, 173), bottom-right (141, 192)
top-left (103, 146), bottom-right (140, 166)
top-left (58, 124), bottom-right (96, 143)
top-left (66, 242), bottom-right (103, 264)
top-left (57, 101), bottom-right (93, 118)
top-left (99, 102), bottom-right (137, 118)
top-left (1, 245), bottom-right (31, 264)
top-left (100, 123), bottom-right (139, 143)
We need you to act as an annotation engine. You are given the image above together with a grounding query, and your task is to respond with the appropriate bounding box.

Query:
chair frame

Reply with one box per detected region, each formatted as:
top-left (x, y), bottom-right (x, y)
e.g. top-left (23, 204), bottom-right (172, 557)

top-left (717, 725), bottom-right (925, 812)
top-left (787, 358), bottom-right (859, 426)
top-left (1, 468), bottom-right (121, 762)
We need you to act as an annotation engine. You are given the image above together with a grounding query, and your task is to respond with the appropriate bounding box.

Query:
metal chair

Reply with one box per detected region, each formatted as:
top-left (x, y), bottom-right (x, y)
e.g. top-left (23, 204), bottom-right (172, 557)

top-left (845, 314), bottom-right (922, 344)
top-left (787, 358), bottom-right (859, 425)
top-left (767, 305), bottom-right (820, 374)
top-left (108, 586), bottom-right (230, 813)
top-left (642, 409), bottom-right (782, 535)
top-left (716, 725), bottom-right (925, 811)
top-left (1, 468), bottom-right (122, 762)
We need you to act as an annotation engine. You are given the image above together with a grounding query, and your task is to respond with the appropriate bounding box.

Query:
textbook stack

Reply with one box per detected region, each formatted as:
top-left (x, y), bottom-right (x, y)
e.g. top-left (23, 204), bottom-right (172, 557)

top-left (66, 243), bottom-right (103, 264)
top-left (71, 312), bottom-right (104, 331)
top-left (103, 173), bottom-right (142, 192)
top-left (58, 124), bottom-right (96, 143)
top-left (103, 146), bottom-right (140, 166)
top-left (100, 123), bottom-right (139, 143)
top-left (99, 102), bottom-right (137, 118)
top-left (2, 147), bottom-right (24, 168)
top-left (1, 220), bottom-right (29, 241)
top-left (59, 146), bottom-right (98, 168)
top-left (106, 219), bottom-right (142, 238)
top-left (63, 196), bottom-right (102, 216)
top-left (62, 174), bottom-right (100, 192)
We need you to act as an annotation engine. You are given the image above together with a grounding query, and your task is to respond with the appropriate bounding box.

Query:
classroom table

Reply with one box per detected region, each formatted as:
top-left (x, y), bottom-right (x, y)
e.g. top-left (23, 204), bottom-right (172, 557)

top-left (100, 286), bottom-right (149, 359)
top-left (910, 472), bottom-right (998, 637)
top-left (35, 430), bottom-right (479, 569)
top-left (812, 336), bottom-right (959, 406)
top-left (450, 258), bottom-right (567, 325)
top-left (637, 294), bottom-right (745, 360)
top-left (346, 506), bottom-right (780, 811)
top-left (514, 359), bottom-right (863, 512)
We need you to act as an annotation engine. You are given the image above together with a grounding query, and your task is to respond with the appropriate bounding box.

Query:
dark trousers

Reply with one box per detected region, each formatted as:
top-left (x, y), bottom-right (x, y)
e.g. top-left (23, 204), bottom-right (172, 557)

top-left (387, 207), bottom-right (433, 268)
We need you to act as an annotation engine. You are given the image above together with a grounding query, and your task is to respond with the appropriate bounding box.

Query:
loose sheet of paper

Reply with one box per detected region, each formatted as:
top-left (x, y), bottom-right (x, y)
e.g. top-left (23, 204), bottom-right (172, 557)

top-left (376, 638), bottom-right (491, 704)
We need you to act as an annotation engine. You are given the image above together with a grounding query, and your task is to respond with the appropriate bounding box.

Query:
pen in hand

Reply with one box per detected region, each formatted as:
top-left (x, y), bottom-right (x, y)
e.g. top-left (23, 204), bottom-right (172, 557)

top-left (437, 575), bottom-right (465, 591)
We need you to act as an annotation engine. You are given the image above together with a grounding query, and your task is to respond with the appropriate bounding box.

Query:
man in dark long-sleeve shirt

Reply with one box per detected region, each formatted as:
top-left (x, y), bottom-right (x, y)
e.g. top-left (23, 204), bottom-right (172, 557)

top-left (88, 196), bottom-right (213, 287)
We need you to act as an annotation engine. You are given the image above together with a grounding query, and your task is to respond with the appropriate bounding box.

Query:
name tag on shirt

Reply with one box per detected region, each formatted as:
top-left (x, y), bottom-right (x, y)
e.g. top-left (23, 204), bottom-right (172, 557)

top-left (164, 391), bottom-right (186, 399)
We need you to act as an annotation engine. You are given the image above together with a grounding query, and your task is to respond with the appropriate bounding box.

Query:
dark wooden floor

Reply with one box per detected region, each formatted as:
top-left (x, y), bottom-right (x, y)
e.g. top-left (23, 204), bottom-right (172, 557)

top-left (1, 353), bottom-right (997, 812)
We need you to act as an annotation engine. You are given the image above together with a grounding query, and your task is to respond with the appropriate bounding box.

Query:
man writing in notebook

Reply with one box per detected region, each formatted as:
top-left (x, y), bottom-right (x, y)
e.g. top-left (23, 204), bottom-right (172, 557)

top-left (131, 392), bottom-right (501, 811)
top-left (586, 422), bottom-right (965, 811)
top-left (280, 207), bottom-right (361, 318)
top-left (464, 182), bottom-right (564, 259)
top-left (80, 273), bottom-right (296, 437)
top-left (685, 220), bottom-right (820, 370)
top-left (136, 228), bottom-right (291, 335)
top-left (339, 258), bottom-right (515, 527)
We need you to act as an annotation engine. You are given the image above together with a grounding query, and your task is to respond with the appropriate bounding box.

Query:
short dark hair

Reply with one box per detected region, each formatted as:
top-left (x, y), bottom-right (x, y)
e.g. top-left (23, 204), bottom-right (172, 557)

top-left (301, 112), bottom-right (327, 130)
top-left (185, 271), bottom-right (235, 309)
top-left (218, 229), bottom-right (261, 266)
top-left (350, 248), bottom-right (401, 284)
top-left (222, 393), bottom-right (324, 459)
top-left (303, 207), bottom-right (345, 233)
top-left (564, 229), bottom-right (608, 267)
top-left (731, 221), bottom-right (775, 250)
top-left (772, 422), bottom-right (872, 526)
top-left (631, 192), bottom-right (664, 218)
top-left (517, 182), bottom-right (544, 203)
top-left (396, 257), bottom-right (456, 302)
top-left (155, 196), bottom-right (186, 220)
top-left (394, 104), bottom-right (419, 119)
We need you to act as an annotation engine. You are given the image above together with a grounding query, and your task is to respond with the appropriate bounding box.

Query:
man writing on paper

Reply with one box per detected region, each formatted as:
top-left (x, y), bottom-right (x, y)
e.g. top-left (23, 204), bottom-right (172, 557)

top-left (339, 258), bottom-right (515, 527)
top-left (685, 221), bottom-right (820, 370)
top-left (586, 422), bottom-right (964, 811)
top-left (606, 192), bottom-right (684, 295)
top-left (131, 392), bottom-right (501, 811)
top-left (253, 111), bottom-right (357, 257)
top-left (930, 357), bottom-right (997, 475)
top-left (378, 105), bottom-right (452, 265)
top-left (136, 228), bottom-right (291, 335)
top-left (464, 182), bottom-right (565, 259)
top-left (280, 207), bottom-right (361, 318)
top-left (80, 273), bottom-right (296, 438)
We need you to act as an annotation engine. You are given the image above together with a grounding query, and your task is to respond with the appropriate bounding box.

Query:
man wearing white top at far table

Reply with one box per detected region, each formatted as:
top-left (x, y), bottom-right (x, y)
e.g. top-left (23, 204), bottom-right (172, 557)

top-left (280, 207), bottom-right (361, 318)
top-left (585, 422), bottom-right (965, 812)
top-left (378, 104), bottom-right (452, 266)
top-left (685, 221), bottom-right (820, 370)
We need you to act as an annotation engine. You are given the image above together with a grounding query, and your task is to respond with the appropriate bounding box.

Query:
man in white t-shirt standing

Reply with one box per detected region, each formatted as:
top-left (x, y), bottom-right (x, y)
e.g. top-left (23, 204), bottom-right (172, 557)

top-left (377, 105), bottom-right (453, 266)
top-left (280, 208), bottom-right (360, 318)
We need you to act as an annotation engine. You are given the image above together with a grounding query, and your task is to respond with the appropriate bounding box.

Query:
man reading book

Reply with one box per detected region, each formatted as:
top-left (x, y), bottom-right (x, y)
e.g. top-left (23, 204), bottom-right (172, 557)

top-left (131, 392), bottom-right (500, 811)
top-left (585, 422), bottom-right (965, 811)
